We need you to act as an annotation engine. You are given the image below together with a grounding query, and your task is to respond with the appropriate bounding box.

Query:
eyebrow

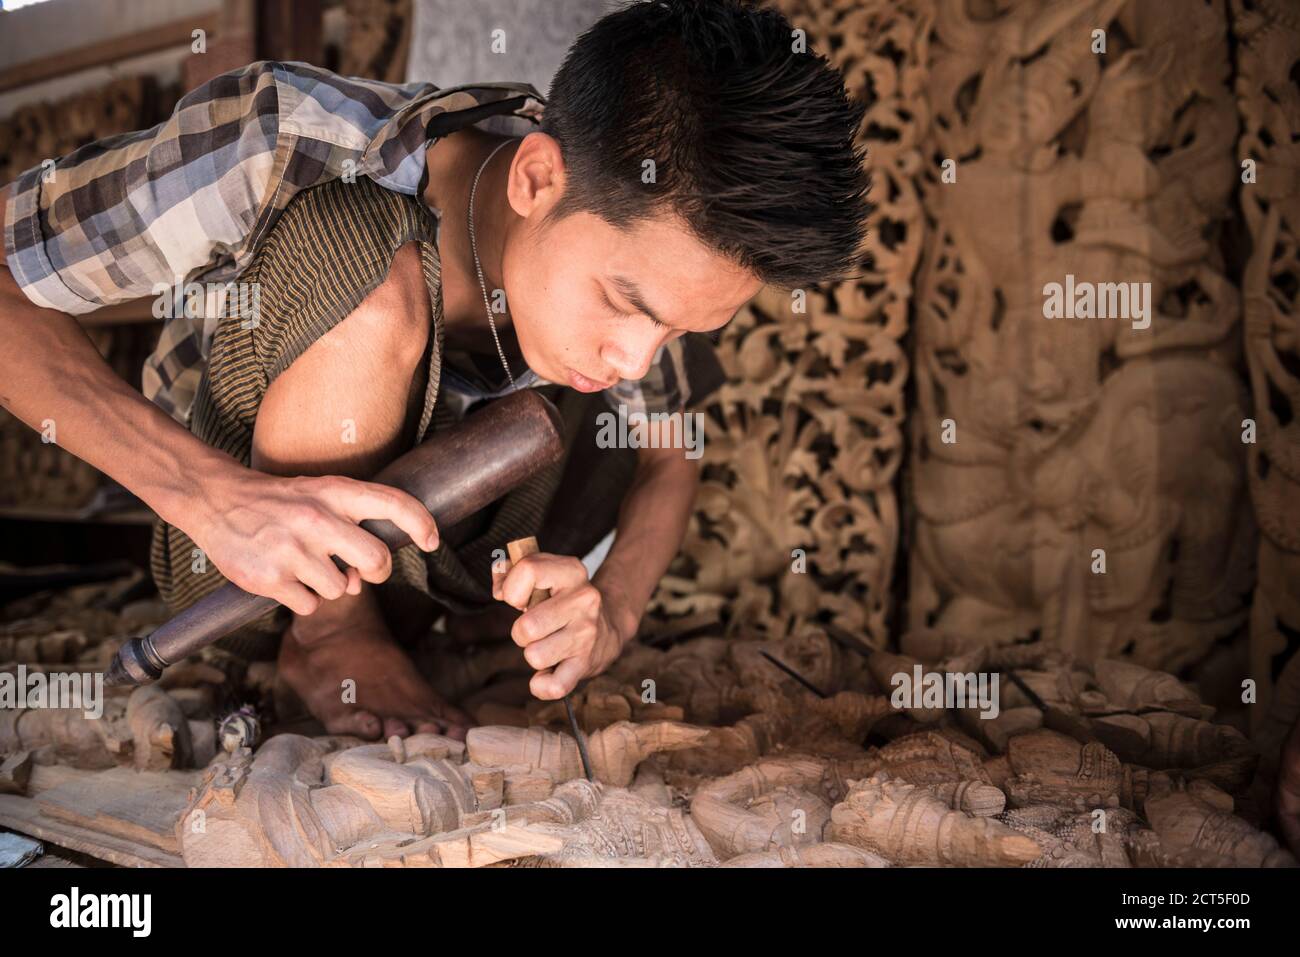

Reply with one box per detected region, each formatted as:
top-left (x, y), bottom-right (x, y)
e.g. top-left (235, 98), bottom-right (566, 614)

top-left (608, 275), bottom-right (669, 328)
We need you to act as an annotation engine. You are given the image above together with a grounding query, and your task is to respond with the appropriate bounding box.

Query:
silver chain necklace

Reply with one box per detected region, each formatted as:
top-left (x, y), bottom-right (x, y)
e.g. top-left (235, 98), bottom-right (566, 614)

top-left (468, 138), bottom-right (518, 387)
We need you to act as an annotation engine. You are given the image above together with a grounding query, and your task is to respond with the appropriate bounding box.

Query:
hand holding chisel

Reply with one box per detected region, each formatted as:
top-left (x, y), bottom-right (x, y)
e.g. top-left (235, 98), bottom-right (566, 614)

top-left (500, 536), bottom-right (593, 781)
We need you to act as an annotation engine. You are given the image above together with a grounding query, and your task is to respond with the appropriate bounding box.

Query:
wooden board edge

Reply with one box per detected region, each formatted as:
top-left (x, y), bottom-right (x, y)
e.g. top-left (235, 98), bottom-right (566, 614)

top-left (0, 795), bottom-right (184, 868)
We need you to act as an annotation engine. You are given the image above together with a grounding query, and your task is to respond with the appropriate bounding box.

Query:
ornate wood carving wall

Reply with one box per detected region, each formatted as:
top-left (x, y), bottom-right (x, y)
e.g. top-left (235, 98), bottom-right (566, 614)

top-left (1233, 0), bottom-right (1300, 759)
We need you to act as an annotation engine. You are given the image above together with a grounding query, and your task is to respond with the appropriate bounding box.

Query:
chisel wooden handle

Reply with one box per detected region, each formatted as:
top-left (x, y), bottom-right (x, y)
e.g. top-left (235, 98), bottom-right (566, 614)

top-left (105, 391), bottom-right (565, 687)
top-left (506, 536), bottom-right (551, 609)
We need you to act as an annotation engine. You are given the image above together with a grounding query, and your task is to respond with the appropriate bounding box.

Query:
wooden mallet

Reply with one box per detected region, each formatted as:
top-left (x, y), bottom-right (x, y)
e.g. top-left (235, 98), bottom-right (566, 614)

top-left (104, 391), bottom-right (566, 687)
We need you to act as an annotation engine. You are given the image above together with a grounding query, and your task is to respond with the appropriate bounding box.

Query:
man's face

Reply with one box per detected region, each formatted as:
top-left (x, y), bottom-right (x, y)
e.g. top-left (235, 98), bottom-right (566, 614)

top-left (501, 203), bottom-right (763, 393)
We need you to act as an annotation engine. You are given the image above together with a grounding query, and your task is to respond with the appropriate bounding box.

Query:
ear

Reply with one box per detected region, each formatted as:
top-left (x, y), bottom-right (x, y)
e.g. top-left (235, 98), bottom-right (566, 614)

top-left (507, 131), bottom-right (565, 219)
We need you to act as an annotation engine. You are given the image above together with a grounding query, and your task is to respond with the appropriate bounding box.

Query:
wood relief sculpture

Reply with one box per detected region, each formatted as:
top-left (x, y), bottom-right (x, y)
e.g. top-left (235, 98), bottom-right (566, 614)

top-left (0, 77), bottom-right (171, 186)
top-left (1231, 0), bottom-right (1300, 770)
top-left (1090, 659), bottom-right (1210, 717)
top-left (1088, 711), bottom-right (1254, 770)
top-left (722, 843), bottom-right (889, 868)
top-left (825, 731), bottom-right (1006, 815)
top-left (909, 0), bottom-right (1254, 678)
top-left (690, 757), bottom-right (833, 859)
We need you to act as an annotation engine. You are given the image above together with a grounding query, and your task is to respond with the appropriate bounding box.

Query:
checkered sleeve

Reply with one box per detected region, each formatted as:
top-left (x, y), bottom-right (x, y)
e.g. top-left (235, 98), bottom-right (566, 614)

top-left (602, 332), bottom-right (726, 415)
top-left (2, 61), bottom-right (285, 314)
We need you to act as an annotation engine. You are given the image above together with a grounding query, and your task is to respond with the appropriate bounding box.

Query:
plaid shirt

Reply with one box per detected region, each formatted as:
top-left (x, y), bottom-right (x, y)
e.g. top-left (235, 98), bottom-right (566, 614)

top-left (3, 60), bottom-right (721, 422)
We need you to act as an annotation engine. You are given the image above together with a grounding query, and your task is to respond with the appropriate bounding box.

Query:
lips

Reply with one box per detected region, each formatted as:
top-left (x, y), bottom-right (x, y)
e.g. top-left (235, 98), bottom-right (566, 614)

top-left (566, 367), bottom-right (615, 393)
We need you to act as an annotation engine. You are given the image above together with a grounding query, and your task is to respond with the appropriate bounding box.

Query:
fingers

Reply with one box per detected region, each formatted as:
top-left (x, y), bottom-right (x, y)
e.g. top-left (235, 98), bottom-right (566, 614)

top-left (520, 626), bottom-right (586, 673)
top-left (293, 549), bottom-right (351, 603)
top-left (321, 478), bottom-right (439, 551)
top-left (509, 584), bottom-right (599, 649)
top-left (499, 554), bottom-right (589, 610)
top-left (531, 656), bottom-right (587, 701)
top-left (271, 579), bottom-right (323, 617)
top-left (322, 520), bottom-right (394, 584)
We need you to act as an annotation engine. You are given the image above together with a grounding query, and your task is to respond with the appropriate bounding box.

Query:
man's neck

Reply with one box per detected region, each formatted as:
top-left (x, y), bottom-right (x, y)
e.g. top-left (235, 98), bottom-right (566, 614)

top-left (423, 129), bottom-right (521, 355)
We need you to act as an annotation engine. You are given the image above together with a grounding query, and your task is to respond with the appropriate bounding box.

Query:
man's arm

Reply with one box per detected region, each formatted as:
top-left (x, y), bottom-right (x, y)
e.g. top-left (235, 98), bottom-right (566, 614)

top-left (591, 443), bottom-right (699, 641)
top-left (0, 225), bottom-right (439, 616)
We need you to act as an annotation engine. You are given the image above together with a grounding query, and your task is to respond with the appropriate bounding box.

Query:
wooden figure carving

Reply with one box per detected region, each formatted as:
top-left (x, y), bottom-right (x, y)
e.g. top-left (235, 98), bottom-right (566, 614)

top-left (829, 772), bottom-right (1041, 867)
top-left (506, 787), bottom-right (718, 868)
top-left (0, 686), bottom-right (193, 772)
top-left (1089, 711), bottom-right (1255, 770)
top-left (1003, 729), bottom-right (1133, 811)
top-left (180, 731), bottom-right (721, 868)
top-left (126, 685), bottom-right (193, 772)
top-left (690, 757), bottom-right (833, 860)
top-left (825, 731), bottom-right (1005, 816)
top-left (1091, 659), bottom-right (1209, 717)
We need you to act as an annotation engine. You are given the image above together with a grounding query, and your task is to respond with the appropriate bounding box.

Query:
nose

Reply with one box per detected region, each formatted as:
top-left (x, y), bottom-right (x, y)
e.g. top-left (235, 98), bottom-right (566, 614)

top-left (602, 332), bottom-right (662, 382)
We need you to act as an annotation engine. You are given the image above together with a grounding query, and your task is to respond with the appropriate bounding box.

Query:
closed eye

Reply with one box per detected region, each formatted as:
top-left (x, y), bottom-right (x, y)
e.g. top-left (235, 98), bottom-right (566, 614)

top-left (602, 291), bottom-right (669, 330)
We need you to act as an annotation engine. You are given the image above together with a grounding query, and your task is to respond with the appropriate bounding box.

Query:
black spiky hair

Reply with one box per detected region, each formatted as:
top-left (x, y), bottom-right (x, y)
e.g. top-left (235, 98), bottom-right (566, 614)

top-left (542, 0), bottom-right (872, 288)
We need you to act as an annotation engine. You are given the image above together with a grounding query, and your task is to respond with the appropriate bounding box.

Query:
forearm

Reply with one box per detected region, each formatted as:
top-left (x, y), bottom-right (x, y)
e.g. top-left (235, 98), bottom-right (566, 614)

top-left (591, 449), bottom-right (700, 641)
top-left (0, 267), bottom-right (236, 528)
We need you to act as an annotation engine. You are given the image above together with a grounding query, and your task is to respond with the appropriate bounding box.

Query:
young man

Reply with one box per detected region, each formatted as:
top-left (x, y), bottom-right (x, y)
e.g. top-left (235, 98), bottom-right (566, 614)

top-left (0, 0), bottom-right (870, 739)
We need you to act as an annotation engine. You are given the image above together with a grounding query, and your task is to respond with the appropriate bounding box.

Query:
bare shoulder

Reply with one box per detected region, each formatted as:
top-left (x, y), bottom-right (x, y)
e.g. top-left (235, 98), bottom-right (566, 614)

top-left (342, 240), bottom-right (433, 365)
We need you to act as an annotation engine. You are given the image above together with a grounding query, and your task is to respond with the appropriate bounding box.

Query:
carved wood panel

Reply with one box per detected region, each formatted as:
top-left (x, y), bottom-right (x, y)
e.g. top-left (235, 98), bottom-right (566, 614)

top-left (909, 0), bottom-right (1255, 687)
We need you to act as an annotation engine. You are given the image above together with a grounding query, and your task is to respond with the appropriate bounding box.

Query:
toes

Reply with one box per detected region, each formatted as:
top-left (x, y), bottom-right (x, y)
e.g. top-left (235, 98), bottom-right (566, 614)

top-left (383, 717), bottom-right (411, 739)
top-left (441, 705), bottom-right (474, 740)
top-left (441, 722), bottom-right (469, 742)
top-left (328, 709), bottom-right (383, 740)
top-left (414, 720), bottom-right (446, 735)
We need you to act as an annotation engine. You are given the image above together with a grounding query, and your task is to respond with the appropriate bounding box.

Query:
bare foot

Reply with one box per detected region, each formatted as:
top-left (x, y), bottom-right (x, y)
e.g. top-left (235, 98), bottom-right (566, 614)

top-left (277, 587), bottom-right (473, 741)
